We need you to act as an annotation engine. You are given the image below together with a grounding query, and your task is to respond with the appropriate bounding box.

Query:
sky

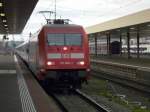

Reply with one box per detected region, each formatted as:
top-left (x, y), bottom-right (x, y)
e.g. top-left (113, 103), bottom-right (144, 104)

top-left (5, 0), bottom-right (150, 41)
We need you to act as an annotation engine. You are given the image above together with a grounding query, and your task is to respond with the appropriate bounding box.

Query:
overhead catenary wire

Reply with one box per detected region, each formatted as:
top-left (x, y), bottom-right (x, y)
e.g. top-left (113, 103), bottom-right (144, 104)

top-left (51, 0), bottom-right (142, 17)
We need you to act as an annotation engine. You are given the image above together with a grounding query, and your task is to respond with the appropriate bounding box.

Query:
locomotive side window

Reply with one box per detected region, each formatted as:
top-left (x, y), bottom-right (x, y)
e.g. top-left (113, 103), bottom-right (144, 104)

top-left (47, 33), bottom-right (82, 46)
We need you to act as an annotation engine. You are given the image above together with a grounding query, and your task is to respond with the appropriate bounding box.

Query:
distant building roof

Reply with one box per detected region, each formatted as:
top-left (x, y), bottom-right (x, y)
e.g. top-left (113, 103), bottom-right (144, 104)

top-left (85, 8), bottom-right (150, 34)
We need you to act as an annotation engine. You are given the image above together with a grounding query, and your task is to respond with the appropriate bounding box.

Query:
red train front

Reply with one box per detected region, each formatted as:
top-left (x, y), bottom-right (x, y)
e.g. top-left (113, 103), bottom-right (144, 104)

top-left (18, 20), bottom-right (90, 89)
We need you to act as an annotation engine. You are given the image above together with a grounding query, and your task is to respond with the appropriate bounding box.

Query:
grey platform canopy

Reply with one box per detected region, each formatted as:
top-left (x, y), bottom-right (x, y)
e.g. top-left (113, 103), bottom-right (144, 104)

top-left (86, 8), bottom-right (150, 34)
top-left (0, 0), bottom-right (38, 34)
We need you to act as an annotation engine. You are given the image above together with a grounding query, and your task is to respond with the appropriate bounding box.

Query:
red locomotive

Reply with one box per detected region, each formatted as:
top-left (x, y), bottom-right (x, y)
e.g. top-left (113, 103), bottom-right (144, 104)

top-left (16, 19), bottom-right (90, 89)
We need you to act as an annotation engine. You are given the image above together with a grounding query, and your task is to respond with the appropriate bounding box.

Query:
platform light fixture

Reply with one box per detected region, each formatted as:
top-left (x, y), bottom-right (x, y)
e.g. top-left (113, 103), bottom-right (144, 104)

top-left (0, 13), bottom-right (5, 16)
top-left (0, 3), bottom-right (2, 7)
top-left (4, 24), bottom-right (8, 27)
top-left (2, 20), bottom-right (7, 23)
top-left (130, 27), bottom-right (135, 30)
top-left (6, 29), bottom-right (9, 32)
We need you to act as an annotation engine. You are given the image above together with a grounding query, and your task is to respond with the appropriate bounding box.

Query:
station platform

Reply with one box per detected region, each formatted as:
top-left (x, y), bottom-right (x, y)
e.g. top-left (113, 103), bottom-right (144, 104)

top-left (91, 55), bottom-right (150, 68)
top-left (0, 53), bottom-right (61, 112)
top-left (90, 55), bottom-right (150, 93)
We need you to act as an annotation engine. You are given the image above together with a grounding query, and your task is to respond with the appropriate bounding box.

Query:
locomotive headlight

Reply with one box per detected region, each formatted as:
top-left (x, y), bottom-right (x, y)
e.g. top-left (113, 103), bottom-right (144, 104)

top-left (47, 61), bottom-right (54, 66)
top-left (77, 61), bottom-right (85, 65)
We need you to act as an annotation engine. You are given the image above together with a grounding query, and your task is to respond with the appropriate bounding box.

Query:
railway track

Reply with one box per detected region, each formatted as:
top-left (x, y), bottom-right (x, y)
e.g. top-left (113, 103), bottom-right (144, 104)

top-left (48, 89), bottom-right (110, 112)
top-left (75, 89), bottom-right (111, 112)
top-left (17, 55), bottom-right (111, 112)
top-left (91, 59), bottom-right (150, 93)
top-left (89, 72), bottom-right (150, 111)
top-left (92, 70), bottom-right (150, 94)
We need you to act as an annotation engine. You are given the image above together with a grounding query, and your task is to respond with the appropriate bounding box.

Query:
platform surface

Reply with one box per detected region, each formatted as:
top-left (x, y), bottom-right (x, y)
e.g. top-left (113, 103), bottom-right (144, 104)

top-left (0, 54), bottom-right (22, 112)
top-left (0, 53), bottom-right (61, 112)
top-left (91, 56), bottom-right (150, 68)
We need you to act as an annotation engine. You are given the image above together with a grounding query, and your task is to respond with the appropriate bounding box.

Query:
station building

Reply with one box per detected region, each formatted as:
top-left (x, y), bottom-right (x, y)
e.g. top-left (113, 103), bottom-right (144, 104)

top-left (86, 8), bottom-right (150, 59)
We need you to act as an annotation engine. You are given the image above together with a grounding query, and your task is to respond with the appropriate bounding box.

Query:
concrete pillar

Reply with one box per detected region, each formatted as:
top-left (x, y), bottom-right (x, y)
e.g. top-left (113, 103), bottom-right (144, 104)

top-left (137, 27), bottom-right (140, 58)
top-left (119, 32), bottom-right (122, 56)
top-left (127, 29), bottom-right (131, 59)
top-left (94, 33), bottom-right (98, 56)
top-left (107, 32), bottom-right (111, 56)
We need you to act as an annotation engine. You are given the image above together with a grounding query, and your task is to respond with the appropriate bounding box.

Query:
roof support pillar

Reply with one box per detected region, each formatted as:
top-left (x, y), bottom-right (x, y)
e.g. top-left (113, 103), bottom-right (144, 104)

top-left (137, 27), bottom-right (140, 58)
top-left (107, 32), bottom-right (111, 56)
top-left (119, 32), bottom-right (122, 56)
top-left (127, 29), bottom-right (131, 59)
top-left (94, 33), bottom-right (98, 56)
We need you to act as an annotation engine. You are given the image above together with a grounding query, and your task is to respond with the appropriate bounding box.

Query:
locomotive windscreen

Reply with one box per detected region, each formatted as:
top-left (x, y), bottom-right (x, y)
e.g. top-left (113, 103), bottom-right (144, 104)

top-left (47, 34), bottom-right (82, 46)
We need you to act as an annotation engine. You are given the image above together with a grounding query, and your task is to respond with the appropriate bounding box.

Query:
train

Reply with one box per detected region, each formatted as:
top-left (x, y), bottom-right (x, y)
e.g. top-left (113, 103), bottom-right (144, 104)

top-left (16, 19), bottom-right (90, 89)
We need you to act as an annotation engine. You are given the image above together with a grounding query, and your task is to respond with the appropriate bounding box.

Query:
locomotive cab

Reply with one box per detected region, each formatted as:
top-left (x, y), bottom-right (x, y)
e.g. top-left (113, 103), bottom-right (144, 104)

top-left (38, 23), bottom-right (90, 88)
top-left (26, 21), bottom-right (90, 87)
top-left (16, 19), bottom-right (90, 89)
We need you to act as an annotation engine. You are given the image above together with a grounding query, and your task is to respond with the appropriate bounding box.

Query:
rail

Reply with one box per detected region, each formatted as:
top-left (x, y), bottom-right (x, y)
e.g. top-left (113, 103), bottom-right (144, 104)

top-left (49, 93), bottom-right (69, 112)
top-left (49, 89), bottom-right (111, 112)
top-left (75, 89), bottom-right (111, 112)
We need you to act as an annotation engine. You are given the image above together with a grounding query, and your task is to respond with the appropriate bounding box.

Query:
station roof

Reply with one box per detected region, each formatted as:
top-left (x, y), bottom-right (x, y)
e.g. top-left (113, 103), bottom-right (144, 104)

top-left (0, 0), bottom-right (38, 34)
top-left (85, 8), bottom-right (150, 34)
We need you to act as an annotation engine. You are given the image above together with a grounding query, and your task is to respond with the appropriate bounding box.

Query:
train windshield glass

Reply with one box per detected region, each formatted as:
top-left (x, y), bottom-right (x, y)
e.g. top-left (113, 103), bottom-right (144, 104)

top-left (65, 34), bottom-right (82, 45)
top-left (47, 33), bottom-right (82, 46)
top-left (47, 34), bottom-right (64, 45)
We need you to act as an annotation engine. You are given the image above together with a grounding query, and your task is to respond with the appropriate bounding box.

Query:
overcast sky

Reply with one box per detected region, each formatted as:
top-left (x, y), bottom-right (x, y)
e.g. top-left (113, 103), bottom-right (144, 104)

top-left (8, 0), bottom-right (150, 41)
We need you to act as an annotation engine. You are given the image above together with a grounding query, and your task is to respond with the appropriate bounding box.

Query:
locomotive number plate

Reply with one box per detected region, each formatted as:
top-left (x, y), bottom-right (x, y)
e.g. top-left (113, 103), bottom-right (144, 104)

top-left (62, 53), bottom-right (70, 58)
top-left (60, 62), bottom-right (72, 64)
